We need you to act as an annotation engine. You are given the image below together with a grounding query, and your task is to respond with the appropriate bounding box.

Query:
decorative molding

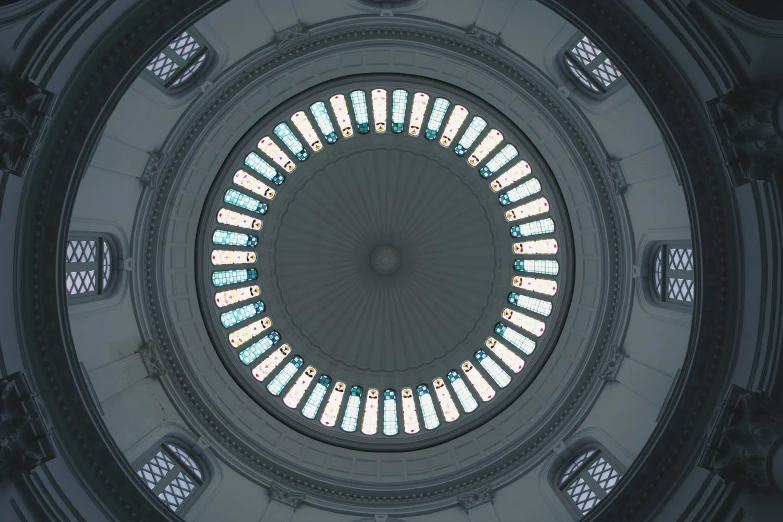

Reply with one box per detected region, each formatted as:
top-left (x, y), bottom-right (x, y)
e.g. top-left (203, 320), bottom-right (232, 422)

top-left (138, 340), bottom-right (166, 378)
top-left (0, 73), bottom-right (49, 177)
top-left (139, 150), bottom-right (167, 188)
top-left (700, 385), bottom-right (783, 492)
top-left (348, 0), bottom-right (428, 17)
top-left (604, 157), bottom-right (628, 195)
top-left (268, 482), bottom-right (305, 509)
top-left (601, 344), bottom-right (625, 382)
top-left (274, 23), bottom-right (311, 52)
top-left (457, 485), bottom-right (494, 511)
top-left (464, 24), bottom-right (500, 50)
top-left (711, 86), bottom-right (783, 185)
top-left (0, 372), bottom-right (56, 481)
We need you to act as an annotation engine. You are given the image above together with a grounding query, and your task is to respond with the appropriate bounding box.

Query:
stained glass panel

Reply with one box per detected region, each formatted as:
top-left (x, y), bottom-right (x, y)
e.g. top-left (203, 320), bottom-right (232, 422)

top-left (455, 117), bottom-right (487, 156)
top-left (499, 178), bottom-right (542, 205)
top-left (383, 389), bottom-right (398, 436)
top-left (417, 385), bottom-right (440, 430)
top-left (238, 331), bottom-right (280, 365)
top-left (512, 238), bottom-right (559, 255)
top-left (267, 354), bottom-right (302, 395)
top-left (309, 102), bottom-right (338, 144)
top-left (502, 308), bottom-right (546, 337)
top-left (494, 323), bottom-right (536, 355)
top-left (510, 218), bottom-right (556, 238)
top-left (507, 293), bottom-right (553, 317)
top-left (284, 366), bottom-right (316, 408)
top-left (480, 144), bottom-right (518, 178)
top-left (210, 249), bottom-right (257, 266)
top-left (330, 94), bottom-right (354, 138)
top-left (391, 89), bottom-right (408, 133)
top-left (349, 90), bottom-right (370, 134)
top-left (401, 388), bottom-right (420, 434)
top-left (461, 361), bottom-right (495, 401)
top-left (361, 388), bottom-right (380, 435)
top-left (408, 92), bottom-right (429, 136)
top-left (439, 104), bottom-right (468, 147)
top-left (274, 123), bottom-right (309, 161)
top-left (228, 316), bottom-right (271, 348)
top-left (505, 197), bottom-right (550, 222)
top-left (467, 128), bottom-right (503, 167)
top-left (233, 170), bottom-right (276, 199)
top-left (475, 350), bottom-right (511, 388)
top-left (224, 189), bottom-right (268, 214)
top-left (215, 285), bottom-right (259, 308)
top-left (291, 111), bottom-right (324, 151)
top-left (217, 208), bottom-right (262, 230)
top-left (252, 344), bottom-right (290, 381)
top-left (244, 153), bottom-right (285, 185)
top-left (211, 268), bottom-right (258, 287)
top-left (490, 160), bottom-right (532, 191)
top-left (341, 386), bottom-right (363, 431)
top-left (320, 381), bottom-right (346, 427)
top-left (212, 229), bottom-right (258, 247)
top-left (425, 97), bottom-right (450, 140)
top-left (514, 259), bottom-right (559, 276)
top-left (512, 275), bottom-right (558, 296)
top-left (220, 301), bottom-right (265, 328)
top-left (433, 378), bottom-right (460, 421)
top-left (258, 136), bottom-right (296, 173)
top-left (302, 375), bottom-right (331, 419)
top-left (447, 371), bottom-right (478, 413)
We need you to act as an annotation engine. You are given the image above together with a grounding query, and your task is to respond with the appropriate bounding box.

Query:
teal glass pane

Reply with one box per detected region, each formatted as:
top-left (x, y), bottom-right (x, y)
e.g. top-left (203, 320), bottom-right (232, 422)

top-left (220, 301), bottom-right (265, 328)
top-left (274, 123), bottom-right (309, 161)
top-left (239, 331), bottom-right (281, 365)
top-left (480, 144), bottom-right (519, 178)
top-left (245, 152), bottom-right (285, 185)
top-left (267, 356), bottom-right (303, 396)
top-left (510, 218), bottom-right (555, 238)
top-left (211, 268), bottom-right (258, 287)
top-left (212, 230), bottom-right (258, 247)
top-left (383, 389), bottom-right (398, 436)
top-left (340, 386), bottom-right (363, 432)
top-left (447, 371), bottom-right (478, 413)
top-left (391, 89), bottom-right (408, 133)
top-left (455, 117), bottom-right (487, 156)
top-left (474, 350), bottom-right (511, 388)
top-left (425, 98), bottom-right (450, 140)
top-left (500, 178), bottom-right (542, 205)
top-left (494, 323), bottom-right (536, 355)
top-left (417, 384), bottom-right (440, 430)
top-left (224, 189), bottom-right (268, 215)
top-left (514, 259), bottom-right (560, 276)
top-left (309, 102), bottom-right (338, 143)
top-left (349, 91), bottom-right (370, 134)
top-left (508, 292), bottom-right (553, 317)
top-left (302, 375), bottom-right (331, 419)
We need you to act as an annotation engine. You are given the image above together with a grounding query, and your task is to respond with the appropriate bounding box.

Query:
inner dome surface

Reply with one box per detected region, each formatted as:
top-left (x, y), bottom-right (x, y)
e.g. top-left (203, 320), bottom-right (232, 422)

top-left (274, 149), bottom-right (495, 372)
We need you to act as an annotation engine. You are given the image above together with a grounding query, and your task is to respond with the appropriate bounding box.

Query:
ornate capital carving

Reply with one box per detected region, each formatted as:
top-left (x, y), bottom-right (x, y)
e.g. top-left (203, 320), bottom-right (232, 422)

top-left (712, 86), bottom-right (783, 184)
top-left (138, 340), bottom-right (166, 378)
top-left (601, 344), bottom-right (625, 382)
top-left (274, 23), bottom-right (310, 52)
top-left (0, 73), bottom-right (49, 177)
top-left (0, 372), bottom-right (56, 481)
top-left (604, 157), bottom-right (628, 195)
top-left (464, 24), bottom-right (499, 50)
top-left (139, 150), bottom-right (168, 188)
top-left (457, 485), bottom-right (493, 511)
top-left (268, 481), bottom-right (305, 509)
top-left (701, 386), bottom-right (783, 492)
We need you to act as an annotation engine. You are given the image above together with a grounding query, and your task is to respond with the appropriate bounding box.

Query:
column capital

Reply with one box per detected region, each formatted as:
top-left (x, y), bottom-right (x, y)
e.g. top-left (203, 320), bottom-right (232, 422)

top-left (268, 481), bottom-right (305, 509)
top-left (0, 73), bottom-right (50, 178)
top-left (457, 485), bottom-right (494, 512)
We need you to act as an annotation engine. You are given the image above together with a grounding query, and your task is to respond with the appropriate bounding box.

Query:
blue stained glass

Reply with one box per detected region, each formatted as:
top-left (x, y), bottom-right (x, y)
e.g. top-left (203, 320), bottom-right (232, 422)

top-left (220, 301), bottom-right (265, 328)
top-left (447, 370), bottom-right (478, 413)
top-left (349, 91), bottom-right (370, 134)
top-left (425, 98), bottom-right (450, 140)
top-left (212, 229), bottom-right (258, 247)
top-left (510, 218), bottom-right (556, 238)
top-left (211, 269), bottom-right (258, 287)
top-left (514, 259), bottom-right (560, 275)
top-left (417, 384), bottom-right (440, 430)
top-left (274, 123), bottom-right (309, 161)
top-left (383, 389), bottom-right (398, 436)
top-left (245, 152), bottom-right (285, 185)
top-left (455, 117), bottom-right (486, 156)
top-left (267, 356), bottom-right (303, 396)
top-left (500, 178), bottom-right (542, 205)
top-left (480, 144), bottom-right (519, 178)
top-left (494, 323), bottom-right (536, 355)
top-left (475, 350), bottom-right (511, 387)
top-left (239, 331), bottom-right (280, 365)
top-left (310, 102), bottom-right (338, 144)
top-left (224, 189), bottom-right (268, 215)
top-left (508, 292), bottom-right (553, 316)
top-left (391, 89), bottom-right (408, 133)
top-left (302, 375), bottom-right (331, 419)
top-left (341, 386), bottom-right (363, 432)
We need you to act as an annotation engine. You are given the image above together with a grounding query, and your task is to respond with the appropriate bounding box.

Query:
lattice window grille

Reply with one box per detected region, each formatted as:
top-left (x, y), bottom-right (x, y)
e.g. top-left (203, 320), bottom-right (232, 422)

top-left (560, 450), bottom-right (621, 516)
top-left (145, 30), bottom-right (208, 88)
top-left (564, 35), bottom-right (623, 94)
top-left (137, 443), bottom-right (203, 512)
top-left (651, 244), bottom-right (695, 304)
top-left (66, 238), bottom-right (114, 298)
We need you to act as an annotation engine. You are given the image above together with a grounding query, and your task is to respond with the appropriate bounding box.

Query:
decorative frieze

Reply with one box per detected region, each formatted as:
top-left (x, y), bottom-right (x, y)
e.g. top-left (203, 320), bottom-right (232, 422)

top-left (464, 24), bottom-right (500, 50)
top-left (0, 372), bottom-right (55, 481)
top-left (274, 23), bottom-right (311, 52)
top-left (601, 344), bottom-right (625, 382)
top-left (700, 385), bottom-right (783, 492)
top-left (457, 485), bottom-right (494, 511)
top-left (139, 150), bottom-right (168, 188)
top-left (268, 481), bottom-right (305, 509)
top-left (604, 157), bottom-right (628, 195)
top-left (138, 340), bottom-right (166, 378)
top-left (0, 74), bottom-right (49, 177)
top-left (711, 86), bottom-right (783, 185)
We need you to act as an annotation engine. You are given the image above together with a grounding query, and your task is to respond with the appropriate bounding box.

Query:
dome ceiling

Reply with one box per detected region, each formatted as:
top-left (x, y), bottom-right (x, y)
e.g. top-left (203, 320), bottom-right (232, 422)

top-left (197, 77), bottom-right (573, 448)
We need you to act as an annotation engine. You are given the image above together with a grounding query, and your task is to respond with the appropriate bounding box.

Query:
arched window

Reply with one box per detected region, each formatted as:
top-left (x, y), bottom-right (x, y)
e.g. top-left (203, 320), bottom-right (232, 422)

top-left (563, 35), bottom-right (623, 94)
top-left (559, 449), bottom-right (621, 516)
top-left (137, 441), bottom-right (205, 513)
top-left (65, 236), bottom-right (115, 299)
top-left (144, 29), bottom-right (209, 90)
top-left (650, 244), bottom-right (695, 305)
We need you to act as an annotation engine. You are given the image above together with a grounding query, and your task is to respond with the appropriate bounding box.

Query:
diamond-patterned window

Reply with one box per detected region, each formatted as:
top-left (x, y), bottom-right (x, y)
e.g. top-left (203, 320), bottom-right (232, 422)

top-left (560, 449), bottom-right (622, 516)
top-left (144, 29), bottom-right (209, 89)
top-left (137, 442), bottom-right (204, 513)
top-left (563, 35), bottom-right (623, 94)
top-left (66, 236), bottom-right (115, 299)
top-left (650, 244), bottom-right (695, 305)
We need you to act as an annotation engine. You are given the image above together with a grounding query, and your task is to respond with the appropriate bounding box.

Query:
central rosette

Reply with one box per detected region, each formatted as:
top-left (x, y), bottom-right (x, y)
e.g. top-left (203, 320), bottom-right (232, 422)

top-left (273, 148), bottom-right (496, 373)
